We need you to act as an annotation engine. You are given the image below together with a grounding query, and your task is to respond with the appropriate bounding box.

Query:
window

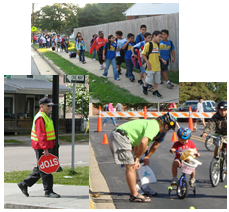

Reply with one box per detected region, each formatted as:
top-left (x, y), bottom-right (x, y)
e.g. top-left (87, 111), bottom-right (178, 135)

top-left (27, 75), bottom-right (34, 79)
top-left (4, 97), bottom-right (13, 114)
top-left (135, 16), bottom-right (139, 19)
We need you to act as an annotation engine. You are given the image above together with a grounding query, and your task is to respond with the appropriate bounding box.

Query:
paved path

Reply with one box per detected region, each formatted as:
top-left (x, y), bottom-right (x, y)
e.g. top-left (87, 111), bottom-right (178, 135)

top-left (47, 48), bottom-right (179, 103)
top-left (89, 117), bottom-right (227, 209)
top-left (5, 183), bottom-right (88, 209)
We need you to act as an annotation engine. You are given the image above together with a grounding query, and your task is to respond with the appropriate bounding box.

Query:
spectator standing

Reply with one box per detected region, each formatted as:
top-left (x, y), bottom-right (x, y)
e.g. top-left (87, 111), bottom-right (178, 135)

top-left (103, 103), bottom-right (118, 127)
top-left (194, 97), bottom-right (206, 130)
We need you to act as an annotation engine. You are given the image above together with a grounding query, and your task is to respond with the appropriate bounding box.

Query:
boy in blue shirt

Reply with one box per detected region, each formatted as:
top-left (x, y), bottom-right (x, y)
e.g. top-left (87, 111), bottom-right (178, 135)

top-left (122, 33), bottom-right (136, 82)
top-left (159, 29), bottom-right (175, 89)
top-left (135, 24), bottom-right (147, 44)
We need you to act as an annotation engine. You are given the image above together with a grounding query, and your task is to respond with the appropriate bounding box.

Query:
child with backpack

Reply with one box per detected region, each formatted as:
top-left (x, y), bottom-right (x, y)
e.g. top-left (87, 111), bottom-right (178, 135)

top-left (55, 34), bottom-right (62, 52)
top-left (76, 35), bottom-right (87, 64)
top-left (135, 24), bottom-right (147, 44)
top-left (121, 33), bottom-right (136, 82)
top-left (90, 34), bottom-right (98, 61)
top-left (38, 37), bottom-right (43, 48)
top-left (64, 36), bottom-right (69, 53)
top-left (159, 29), bottom-right (175, 89)
top-left (102, 34), bottom-right (120, 80)
top-left (89, 31), bottom-right (107, 70)
top-left (115, 30), bottom-right (126, 75)
top-left (131, 32), bottom-right (152, 87)
top-left (141, 31), bottom-right (166, 98)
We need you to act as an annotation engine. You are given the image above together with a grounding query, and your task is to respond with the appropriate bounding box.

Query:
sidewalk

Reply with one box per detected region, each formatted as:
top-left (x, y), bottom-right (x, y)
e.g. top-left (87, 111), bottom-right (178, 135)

top-left (31, 46), bottom-right (65, 75)
top-left (4, 183), bottom-right (88, 209)
top-left (38, 47), bottom-right (179, 103)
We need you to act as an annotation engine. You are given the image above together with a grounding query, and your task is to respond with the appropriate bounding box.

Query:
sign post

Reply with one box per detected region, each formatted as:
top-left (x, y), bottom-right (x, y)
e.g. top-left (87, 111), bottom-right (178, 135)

top-left (64, 75), bottom-right (86, 172)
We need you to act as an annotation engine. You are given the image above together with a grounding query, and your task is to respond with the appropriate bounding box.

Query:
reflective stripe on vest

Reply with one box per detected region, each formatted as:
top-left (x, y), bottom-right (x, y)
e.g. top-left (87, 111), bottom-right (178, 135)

top-left (31, 111), bottom-right (56, 141)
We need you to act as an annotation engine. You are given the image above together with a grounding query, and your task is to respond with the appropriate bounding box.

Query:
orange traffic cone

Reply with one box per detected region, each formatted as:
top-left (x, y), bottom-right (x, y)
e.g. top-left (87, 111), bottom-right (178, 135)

top-left (171, 132), bottom-right (178, 142)
top-left (144, 106), bottom-right (147, 119)
top-left (188, 106), bottom-right (193, 131)
top-left (102, 134), bottom-right (109, 144)
top-left (96, 106), bottom-right (102, 132)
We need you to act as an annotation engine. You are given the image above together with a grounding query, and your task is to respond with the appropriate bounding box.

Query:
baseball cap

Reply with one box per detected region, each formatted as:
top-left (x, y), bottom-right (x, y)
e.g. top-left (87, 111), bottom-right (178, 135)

top-left (39, 97), bottom-right (54, 105)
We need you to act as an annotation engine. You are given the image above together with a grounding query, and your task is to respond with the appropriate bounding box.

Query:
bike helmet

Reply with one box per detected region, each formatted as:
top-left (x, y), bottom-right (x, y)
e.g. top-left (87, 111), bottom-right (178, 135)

top-left (159, 112), bottom-right (176, 130)
top-left (217, 101), bottom-right (227, 110)
top-left (177, 127), bottom-right (191, 139)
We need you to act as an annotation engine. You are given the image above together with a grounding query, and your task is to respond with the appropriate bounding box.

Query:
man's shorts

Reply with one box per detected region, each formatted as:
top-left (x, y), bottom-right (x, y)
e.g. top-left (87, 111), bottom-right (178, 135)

top-left (160, 60), bottom-right (169, 72)
top-left (116, 56), bottom-right (122, 66)
top-left (108, 130), bottom-right (134, 165)
top-left (145, 70), bottom-right (161, 85)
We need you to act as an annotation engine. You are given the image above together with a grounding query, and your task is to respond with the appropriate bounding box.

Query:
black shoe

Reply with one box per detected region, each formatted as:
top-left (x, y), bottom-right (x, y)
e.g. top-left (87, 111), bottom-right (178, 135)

top-left (130, 78), bottom-right (135, 82)
top-left (152, 90), bottom-right (163, 98)
top-left (142, 85), bottom-right (148, 95)
top-left (17, 182), bottom-right (29, 197)
top-left (167, 82), bottom-right (174, 89)
top-left (138, 79), bottom-right (143, 85)
top-left (118, 70), bottom-right (122, 75)
top-left (45, 191), bottom-right (60, 198)
top-left (160, 79), bottom-right (163, 84)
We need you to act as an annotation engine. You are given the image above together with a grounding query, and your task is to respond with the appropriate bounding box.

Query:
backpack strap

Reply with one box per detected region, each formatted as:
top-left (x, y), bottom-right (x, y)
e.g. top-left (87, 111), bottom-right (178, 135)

top-left (138, 34), bottom-right (143, 42)
top-left (169, 40), bottom-right (174, 62)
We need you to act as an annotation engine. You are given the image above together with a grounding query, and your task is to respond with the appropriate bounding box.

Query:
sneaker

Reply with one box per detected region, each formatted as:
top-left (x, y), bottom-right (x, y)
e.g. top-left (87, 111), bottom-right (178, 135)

top-left (160, 79), bottom-right (163, 84)
top-left (189, 178), bottom-right (196, 188)
top-left (83, 61), bottom-right (86, 64)
top-left (102, 124), bottom-right (106, 127)
top-left (152, 90), bottom-right (163, 98)
top-left (100, 66), bottom-right (103, 70)
top-left (102, 75), bottom-right (107, 78)
top-left (147, 84), bottom-right (154, 91)
top-left (114, 124), bottom-right (119, 127)
top-left (115, 78), bottom-right (120, 81)
top-left (167, 82), bottom-right (174, 89)
top-left (44, 191), bottom-right (60, 198)
top-left (141, 184), bottom-right (157, 196)
top-left (93, 58), bottom-right (96, 61)
top-left (142, 85), bottom-right (148, 95)
top-left (171, 177), bottom-right (178, 185)
top-left (138, 79), bottom-right (143, 85)
top-left (17, 182), bottom-right (29, 197)
top-left (118, 70), bottom-right (122, 75)
top-left (130, 78), bottom-right (135, 82)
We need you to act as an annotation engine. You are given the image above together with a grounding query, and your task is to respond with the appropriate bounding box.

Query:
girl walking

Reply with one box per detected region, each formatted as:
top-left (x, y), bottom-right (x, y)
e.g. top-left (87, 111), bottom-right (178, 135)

top-left (76, 35), bottom-right (87, 64)
top-left (102, 34), bottom-right (120, 80)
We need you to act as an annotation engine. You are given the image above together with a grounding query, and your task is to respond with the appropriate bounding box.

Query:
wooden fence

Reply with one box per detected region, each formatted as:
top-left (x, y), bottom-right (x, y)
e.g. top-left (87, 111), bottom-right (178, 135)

top-left (74, 13), bottom-right (179, 71)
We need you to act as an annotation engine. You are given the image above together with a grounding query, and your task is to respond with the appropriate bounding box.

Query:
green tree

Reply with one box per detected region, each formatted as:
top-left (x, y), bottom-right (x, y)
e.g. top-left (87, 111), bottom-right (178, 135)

top-left (206, 82), bottom-right (227, 102)
top-left (179, 82), bottom-right (216, 104)
top-left (62, 84), bottom-right (89, 118)
top-left (34, 3), bottom-right (78, 35)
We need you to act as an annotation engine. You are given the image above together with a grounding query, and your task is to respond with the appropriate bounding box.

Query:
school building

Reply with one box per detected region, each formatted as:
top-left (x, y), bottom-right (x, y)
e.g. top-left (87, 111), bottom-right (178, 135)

top-left (123, 3), bottom-right (179, 20)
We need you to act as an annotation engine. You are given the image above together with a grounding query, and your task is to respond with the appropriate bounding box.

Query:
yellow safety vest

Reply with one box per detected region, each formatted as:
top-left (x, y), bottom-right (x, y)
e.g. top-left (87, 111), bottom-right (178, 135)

top-left (31, 111), bottom-right (56, 141)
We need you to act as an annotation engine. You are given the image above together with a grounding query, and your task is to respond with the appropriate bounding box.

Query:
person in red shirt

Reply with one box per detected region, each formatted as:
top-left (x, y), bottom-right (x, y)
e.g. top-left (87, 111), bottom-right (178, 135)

top-left (170, 127), bottom-right (200, 187)
top-left (17, 97), bottom-right (60, 198)
top-left (89, 31), bottom-right (107, 70)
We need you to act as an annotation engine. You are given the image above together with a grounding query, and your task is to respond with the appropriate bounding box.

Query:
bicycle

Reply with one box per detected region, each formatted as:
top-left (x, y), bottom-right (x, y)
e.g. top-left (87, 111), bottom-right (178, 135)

top-left (168, 150), bottom-right (201, 199)
top-left (204, 134), bottom-right (227, 187)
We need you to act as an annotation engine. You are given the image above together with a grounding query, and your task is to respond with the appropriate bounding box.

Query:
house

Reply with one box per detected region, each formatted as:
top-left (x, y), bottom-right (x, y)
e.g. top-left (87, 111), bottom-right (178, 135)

top-left (4, 75), bottom-right (72, 134)
top-left (123, 3), bottom-right (179, 20)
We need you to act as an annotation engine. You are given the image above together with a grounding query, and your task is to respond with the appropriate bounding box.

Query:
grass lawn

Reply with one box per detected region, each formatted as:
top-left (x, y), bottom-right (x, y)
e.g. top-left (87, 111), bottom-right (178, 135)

top-left (33, 44), bottom-right (148, 103)
top-left (4, 139), bottom-right (24, 144)
top-left (4, 166), bottom-right (89, 186)
top-left (59, 135), bottom-right (89, 143)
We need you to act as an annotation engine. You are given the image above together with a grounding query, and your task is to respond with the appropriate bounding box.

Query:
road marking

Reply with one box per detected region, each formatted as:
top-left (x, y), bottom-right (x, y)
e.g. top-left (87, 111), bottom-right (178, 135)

top-left (191, 135), bottom-right (206, 143)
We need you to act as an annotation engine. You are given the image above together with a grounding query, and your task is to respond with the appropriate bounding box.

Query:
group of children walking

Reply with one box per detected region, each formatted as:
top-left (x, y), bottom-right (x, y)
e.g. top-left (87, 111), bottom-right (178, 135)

top-left (87, 24), bottom-right (176, 99)
top-left (38, 34), bottom-right (70, 53)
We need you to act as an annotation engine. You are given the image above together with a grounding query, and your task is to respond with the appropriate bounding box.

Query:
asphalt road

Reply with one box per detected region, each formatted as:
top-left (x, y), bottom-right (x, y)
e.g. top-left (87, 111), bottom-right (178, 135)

top-left (89, 117), bottom-right (227, 209)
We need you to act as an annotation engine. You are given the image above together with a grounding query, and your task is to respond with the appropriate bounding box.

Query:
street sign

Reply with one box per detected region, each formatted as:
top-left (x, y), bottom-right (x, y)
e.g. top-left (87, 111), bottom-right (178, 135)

top-left (31, 26), bottom-right (37, 31)
top-left (38, 154), bottom-right (60, 174)
top-left (4, 75), bottom-right (11, 79)
top-left (64, 75), bottom-right (85, 84)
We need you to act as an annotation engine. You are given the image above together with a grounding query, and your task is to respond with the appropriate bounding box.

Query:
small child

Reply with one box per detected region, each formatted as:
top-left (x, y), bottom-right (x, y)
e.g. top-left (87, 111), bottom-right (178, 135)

top-left (90, 34), bottom-right (98, 61)
top-left (159, 29), bottom-right (175, 88)
top-left (121, 33), bottom-right (136, 82)
top-left (76, 36), bottom-right (87, 64)
top-left (55, 34), bottom-right (62, 52)
top-left (142, 31), bottom-right (165, 98)
top-left (135, 24), bottom-right (147, 44)
top-left (170, 127), bottom-right (200, 187)
top-left (64, 36), bottom-right (69, 53)
top-left (102, 34), bottom-right (120, 80)
top-left (115, 30), bottom-right (126, 75)
top-left (38, 37), bottom-right (43, 48)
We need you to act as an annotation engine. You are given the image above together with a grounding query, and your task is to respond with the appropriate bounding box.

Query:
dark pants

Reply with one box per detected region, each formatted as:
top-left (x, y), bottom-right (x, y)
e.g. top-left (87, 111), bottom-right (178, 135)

top-left (22, 149), bottom-right (53, 193)
top-left (125, 59), bottom-right (135, 80)
top-left (79, 50), bottom-right (85, 62)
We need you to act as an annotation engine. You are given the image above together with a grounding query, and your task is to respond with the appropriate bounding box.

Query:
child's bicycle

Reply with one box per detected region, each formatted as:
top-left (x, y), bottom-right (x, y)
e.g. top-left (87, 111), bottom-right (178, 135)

top-left (203, 134), bottom-right (227, 187)
top-left (168, 151), bottom-right (200, 199)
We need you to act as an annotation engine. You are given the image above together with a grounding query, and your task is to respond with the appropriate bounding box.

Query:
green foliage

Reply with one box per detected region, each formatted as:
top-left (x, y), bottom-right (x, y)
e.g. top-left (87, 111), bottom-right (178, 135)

top-left (61, 84), bottom-right (89, 117)
top-left (206, 82), bottom-right (227, 102)
top-left (179, 82), bottom-right (220, 104)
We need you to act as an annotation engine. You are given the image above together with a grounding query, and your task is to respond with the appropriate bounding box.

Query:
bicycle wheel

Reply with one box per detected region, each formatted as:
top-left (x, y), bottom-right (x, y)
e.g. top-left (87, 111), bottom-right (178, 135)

top-left (209, 158), bottom-right (220, 187)
top-left (205, 137), bottom-right (215, 152)
top-left (220, 158), bottom-right (226, 182)
top-left (176, 178), bottom-right (189, 199)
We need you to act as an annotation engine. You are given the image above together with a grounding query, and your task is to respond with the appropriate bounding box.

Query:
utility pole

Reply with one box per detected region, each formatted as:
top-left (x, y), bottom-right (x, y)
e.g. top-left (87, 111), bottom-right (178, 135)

top-left (32, 3), bottom-right (35, 37)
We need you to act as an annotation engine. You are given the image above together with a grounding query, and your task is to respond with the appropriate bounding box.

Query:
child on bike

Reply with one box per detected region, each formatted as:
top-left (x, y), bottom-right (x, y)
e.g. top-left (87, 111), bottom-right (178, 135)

top-left (170, 127), bottom-right (200, 187)
top-left (202, 101), bottom-right (227, 163)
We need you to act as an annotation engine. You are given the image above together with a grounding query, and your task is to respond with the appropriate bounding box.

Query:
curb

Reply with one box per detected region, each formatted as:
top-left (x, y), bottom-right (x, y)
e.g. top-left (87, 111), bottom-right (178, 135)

top-left (31, 45), bottom-right (66, 75)
top-left (4, 203), bottom-right (65, 209)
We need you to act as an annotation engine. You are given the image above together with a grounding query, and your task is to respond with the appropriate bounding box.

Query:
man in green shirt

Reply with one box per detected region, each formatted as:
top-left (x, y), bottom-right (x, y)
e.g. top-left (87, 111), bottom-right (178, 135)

top-left (108, 113), bottom-right (176, 203)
